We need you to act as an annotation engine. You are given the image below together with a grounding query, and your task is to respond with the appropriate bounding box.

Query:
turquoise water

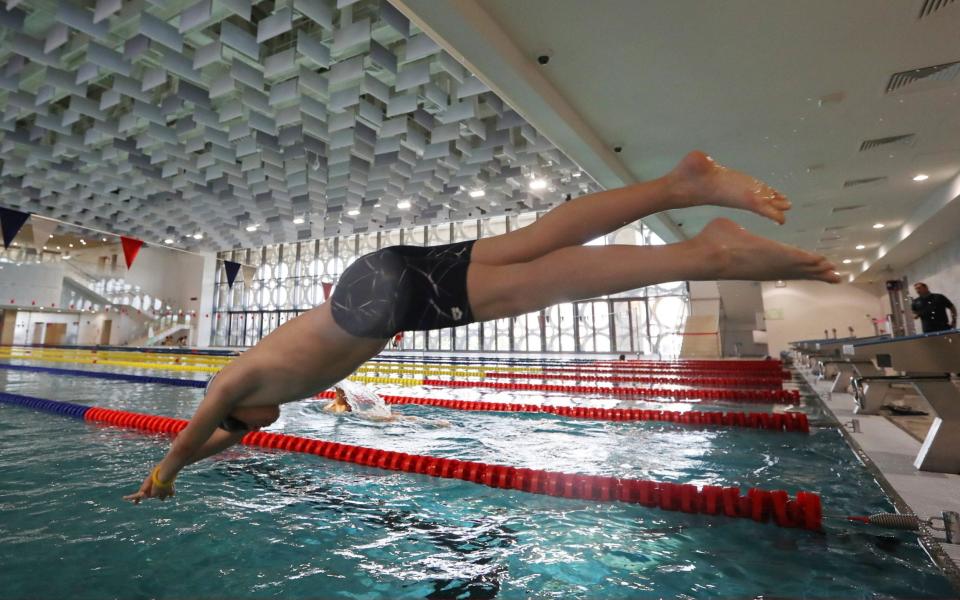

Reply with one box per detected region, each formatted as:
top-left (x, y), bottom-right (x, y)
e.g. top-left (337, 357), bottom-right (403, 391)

top-left (0, 366), bottom-right (956, 599)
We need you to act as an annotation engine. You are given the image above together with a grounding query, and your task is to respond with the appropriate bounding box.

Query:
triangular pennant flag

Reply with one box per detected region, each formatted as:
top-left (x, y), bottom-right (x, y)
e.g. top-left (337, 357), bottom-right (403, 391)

top-left (223, 260), bottom-right (241, 288)
top-left (241, 265), bottom-right (256, 284)
top-left (0, 207), bottom-right (30, 249)
top-left (120, 236), bottom-right (144, 269)
top-left (321, 281), bottom-right (333, 301)
top-left (29, 217), bottom-right (57, 254)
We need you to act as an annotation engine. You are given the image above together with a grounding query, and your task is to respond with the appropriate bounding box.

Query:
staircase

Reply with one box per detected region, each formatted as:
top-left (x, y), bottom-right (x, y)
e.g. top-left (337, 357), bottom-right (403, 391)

top-left (61, 259), bottom-right (195, 346)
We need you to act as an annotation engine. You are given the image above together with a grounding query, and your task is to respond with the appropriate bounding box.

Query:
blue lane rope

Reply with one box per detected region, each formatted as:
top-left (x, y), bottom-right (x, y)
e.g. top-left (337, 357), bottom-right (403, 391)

top-left (0, 363), bottom-right (207, 388)
top-left (0, 391), bottom-right (91, 419)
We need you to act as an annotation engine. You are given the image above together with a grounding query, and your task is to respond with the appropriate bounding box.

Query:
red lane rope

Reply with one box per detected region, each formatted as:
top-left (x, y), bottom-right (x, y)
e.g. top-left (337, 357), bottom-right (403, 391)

top-left (81, 406), bottom-right (821, 530)
top-left (313, 391), bottom-right (810, 433)
top-left (421, 378), bottom-right (801, 404)
top-left (530, 367), bottom-right (791, 380)
top-left (481, 372), bottom-right (784, 389)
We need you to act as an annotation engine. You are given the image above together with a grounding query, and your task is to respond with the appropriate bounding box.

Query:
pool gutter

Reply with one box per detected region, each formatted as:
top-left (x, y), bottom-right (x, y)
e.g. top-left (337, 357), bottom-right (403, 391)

top-left (793, 364), bottom-right (960, 594)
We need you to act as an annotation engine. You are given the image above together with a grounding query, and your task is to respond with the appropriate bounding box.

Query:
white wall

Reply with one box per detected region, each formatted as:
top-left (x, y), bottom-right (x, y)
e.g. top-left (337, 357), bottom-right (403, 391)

top-left (894, 236), bottom-right (960, 313)
top-left (0, 261), bottom-right (64, 309)
top-left (760, 281), bottom-right (885, 355)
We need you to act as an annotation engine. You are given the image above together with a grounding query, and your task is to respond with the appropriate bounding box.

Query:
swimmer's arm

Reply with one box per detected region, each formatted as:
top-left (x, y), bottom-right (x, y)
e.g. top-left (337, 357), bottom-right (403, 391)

top-left (183, 428), bottom-right (247, 465)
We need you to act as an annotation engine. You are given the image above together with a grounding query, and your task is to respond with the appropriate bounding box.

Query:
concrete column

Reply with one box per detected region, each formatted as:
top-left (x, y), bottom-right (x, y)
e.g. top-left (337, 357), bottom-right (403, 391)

top-left (195, 252), bottom-right (218, 347)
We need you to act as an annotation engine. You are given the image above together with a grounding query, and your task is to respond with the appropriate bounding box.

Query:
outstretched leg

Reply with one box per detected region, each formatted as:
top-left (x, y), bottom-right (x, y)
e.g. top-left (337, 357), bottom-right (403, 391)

top-left (471, 151), bottom-right (792, 265)
top-left (468, 218), bottom-right (838, 321)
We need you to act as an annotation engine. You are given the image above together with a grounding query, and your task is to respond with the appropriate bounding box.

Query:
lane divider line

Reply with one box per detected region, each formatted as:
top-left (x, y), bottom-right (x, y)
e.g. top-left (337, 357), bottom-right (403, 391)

top-left (0, 364), bottom-right (808, 432)
top-left (0, 391), bottom-right (823, 530)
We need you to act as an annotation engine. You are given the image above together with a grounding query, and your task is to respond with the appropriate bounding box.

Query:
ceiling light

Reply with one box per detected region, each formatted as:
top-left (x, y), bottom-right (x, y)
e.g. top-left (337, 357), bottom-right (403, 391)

top-left (245, 224), bottom-right (258, 232)
top-left (855, 244), bottom-right (866, 250)
top-left (56, 246), bottom-right (61, 250)
top-left (164, 238), bottom-right (174, 244)
top-left (572, 171), bottom-right (582, 178)
top-left (912, 174), bottom-right (929, 182)
top-left (374, 203), bottom-right (381, 208)
top-left (292, 216), bottom-right (305, 225)
top-left (397, 200), bottom-right (411, 210)
top-left (68, 244), bottom-right (73, 248)
top-left (347, 209), bottom-right (360, 216)
top-left (42, 246), bottom-right (47, 250)
top-left (529, 179), bottom-right (547, 191)
top-left (101, 237), bottom-right (107, 242)
top-left (468, 189), bottom-right (485, 198)
top-left (872, 223), bottom-right (885, 229)
top-left (193, 233), bottom-right (204, 240)
top-left (80, 239), bottom-right (86, 245)
top-left (842, 259), bottom-right (852, 264)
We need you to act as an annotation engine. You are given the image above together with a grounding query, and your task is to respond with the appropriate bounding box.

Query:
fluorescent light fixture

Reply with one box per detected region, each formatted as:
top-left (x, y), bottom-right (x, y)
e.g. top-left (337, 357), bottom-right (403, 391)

top-left (912, 174), bottom-right (929, 182)
top-left (468, 189), bottom-right (485, 198)
top-left (529, 179), bottom-right (547, 190)
top-left (397, 200), bottom-right (411, 210)
top-left (292, 216), bottom-right (305, 225)
top-left (193, 233), bottom-right (204, 240)
top-left (245, 224), bottom-right (258, 232)
top-left (855, 244), bottom-right (866, 250)
top-left (842, 259), bottom-right (852, 264)
top-left (872, 223), bottom-right (884, 229)
top-left (572, 171), bottom-right (582, 178)
top-left (347, 209), bottom-right (360, 216)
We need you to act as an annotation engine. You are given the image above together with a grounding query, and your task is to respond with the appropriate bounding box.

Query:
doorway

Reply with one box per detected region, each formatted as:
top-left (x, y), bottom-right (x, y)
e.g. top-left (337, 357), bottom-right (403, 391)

top-left (31, 322), bottom-right (44, 344)
top-left (100, 319), bottom-right (112, 345)
top-left (44, 323), bottom-right (67, 346)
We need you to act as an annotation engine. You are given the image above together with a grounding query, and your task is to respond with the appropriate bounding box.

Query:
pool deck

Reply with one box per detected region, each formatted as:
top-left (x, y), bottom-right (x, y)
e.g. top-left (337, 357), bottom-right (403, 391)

top-left (796, 364), bottom-right (960, 582)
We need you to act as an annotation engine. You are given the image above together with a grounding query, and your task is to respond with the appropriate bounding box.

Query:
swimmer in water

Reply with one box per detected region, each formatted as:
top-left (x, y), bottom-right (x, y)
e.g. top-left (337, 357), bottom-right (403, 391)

top-left (126, 151), bottom-right (838, 503)
top-left (324, 385), bottom-right (451, 427)
top-left (323, 386), bottom-right (352, 414)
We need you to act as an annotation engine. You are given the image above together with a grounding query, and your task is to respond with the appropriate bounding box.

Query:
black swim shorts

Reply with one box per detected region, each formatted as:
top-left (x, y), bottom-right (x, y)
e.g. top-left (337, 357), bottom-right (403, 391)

top-left (330, 240), bottom-right (477, 339)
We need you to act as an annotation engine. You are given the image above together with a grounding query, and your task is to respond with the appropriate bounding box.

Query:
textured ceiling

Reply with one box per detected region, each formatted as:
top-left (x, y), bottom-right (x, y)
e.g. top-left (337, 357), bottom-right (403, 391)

top-left (0, 0), bottom-right (600, 251)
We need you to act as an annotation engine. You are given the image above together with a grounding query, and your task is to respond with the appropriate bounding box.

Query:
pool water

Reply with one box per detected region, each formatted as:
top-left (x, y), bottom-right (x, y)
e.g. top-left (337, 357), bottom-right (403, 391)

top-left (0, 365), bottom-right (956, 599)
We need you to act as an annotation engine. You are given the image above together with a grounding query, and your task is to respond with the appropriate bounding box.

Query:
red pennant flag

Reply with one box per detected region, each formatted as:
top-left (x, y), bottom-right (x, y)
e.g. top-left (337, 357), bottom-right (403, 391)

top-left (120, 236), bottom-right (144, 269)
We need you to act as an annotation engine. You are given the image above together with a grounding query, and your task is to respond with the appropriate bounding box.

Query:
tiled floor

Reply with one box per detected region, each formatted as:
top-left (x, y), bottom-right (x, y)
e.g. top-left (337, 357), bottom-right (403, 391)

top-left (797, 365), bottom-right (960, 569)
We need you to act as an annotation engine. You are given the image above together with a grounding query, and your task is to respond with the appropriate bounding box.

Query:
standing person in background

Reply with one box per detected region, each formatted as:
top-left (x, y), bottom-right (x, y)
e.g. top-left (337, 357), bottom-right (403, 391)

top-left (911, 282), bottom-right (957, 333)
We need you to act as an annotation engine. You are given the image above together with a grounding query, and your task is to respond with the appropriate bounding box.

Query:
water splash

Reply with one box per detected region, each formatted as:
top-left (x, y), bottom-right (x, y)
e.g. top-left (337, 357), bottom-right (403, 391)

top-left (337, 379), bottom-right (393, 418)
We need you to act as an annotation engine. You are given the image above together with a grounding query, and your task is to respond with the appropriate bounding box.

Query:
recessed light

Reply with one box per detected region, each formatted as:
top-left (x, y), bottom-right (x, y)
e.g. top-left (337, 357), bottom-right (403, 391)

top-left (872, 223), bottom-right (884, 229)
top-left (529, 179), bottom-right (547, 191)
top-left (468, 189), bottom-right (485, 198)
top-left (164, 238), bottom-right (174, 244)
top-left (397, 200), bottom-right (411, 210)
top-left (855, 244), bottom-right (866, 250)
top-left (193, 233), bottom-right (204, 240)
top-left (842, 259), bottom-right (852, 264)
top-left (245, 224), bottom-right (258, 232)
top-left (101, 237), bottom-right (107, 242)
top-left (912, 174), bottom-right (929, 182)
top-left (292, 217), bottom-right (305, 225)
top-left (347, 209), bottom-right (360, 216)
top-left (56, 246), bottom-right (61, 250)
top-left (68, 244), bottom-right (73, 248)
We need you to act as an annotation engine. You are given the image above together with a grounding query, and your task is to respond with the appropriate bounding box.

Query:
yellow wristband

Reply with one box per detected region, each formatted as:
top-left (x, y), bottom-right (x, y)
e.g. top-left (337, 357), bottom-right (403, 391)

top-left (151, 466), bottom-right (175, 489)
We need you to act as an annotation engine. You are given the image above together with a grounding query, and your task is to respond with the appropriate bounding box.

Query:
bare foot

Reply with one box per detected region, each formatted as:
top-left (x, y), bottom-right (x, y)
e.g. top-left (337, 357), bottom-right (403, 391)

top-left (666, 151), bottom-right (792, 225)
top-left (693, 218), bottom-right (840, 283)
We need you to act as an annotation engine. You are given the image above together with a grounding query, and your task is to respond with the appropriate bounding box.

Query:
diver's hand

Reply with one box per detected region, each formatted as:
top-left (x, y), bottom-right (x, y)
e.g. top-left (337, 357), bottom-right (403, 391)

top-left (123, 467), bottom-right (176, 504)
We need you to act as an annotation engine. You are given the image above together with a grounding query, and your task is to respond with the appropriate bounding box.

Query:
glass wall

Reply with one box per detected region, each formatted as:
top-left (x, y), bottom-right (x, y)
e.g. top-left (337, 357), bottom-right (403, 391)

top-left (212, 215), bottom-right (689, 355)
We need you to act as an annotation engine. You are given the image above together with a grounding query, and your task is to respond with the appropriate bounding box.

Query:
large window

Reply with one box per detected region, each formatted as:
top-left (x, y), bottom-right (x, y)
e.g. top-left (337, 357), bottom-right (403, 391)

top-left (212, 216), bottom-right (689, 355)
